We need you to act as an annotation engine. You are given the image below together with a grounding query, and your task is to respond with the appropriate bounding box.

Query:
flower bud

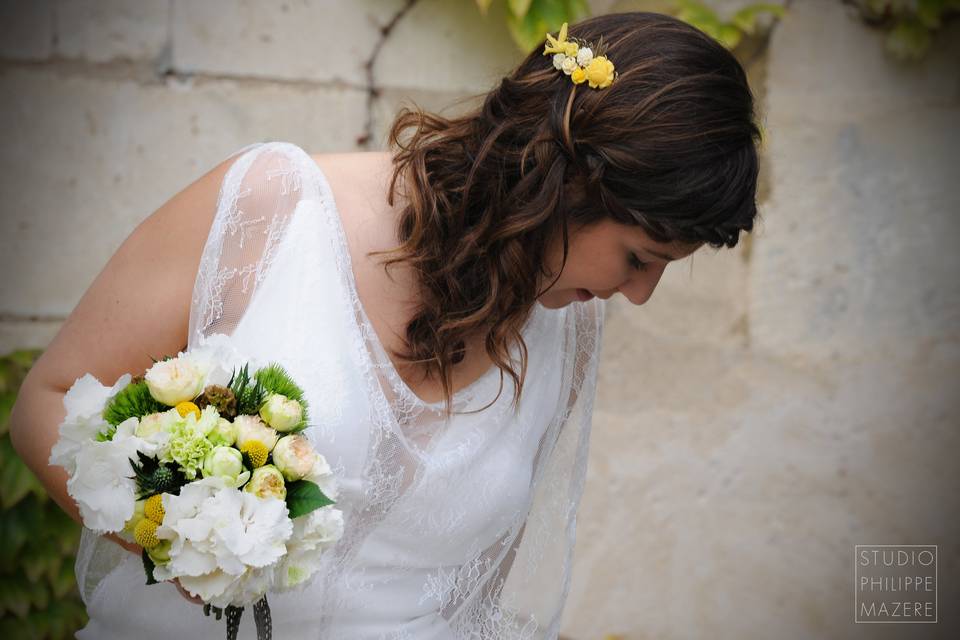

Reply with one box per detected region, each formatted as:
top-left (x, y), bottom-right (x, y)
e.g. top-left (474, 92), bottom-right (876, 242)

top-left (207, 417), bottom-right (237, 447)
top-left (272, 434), bottom-right (318, 482)
top-left (234, 415), bottom-right (279, 452)
top-left (259, 394), bottom-right (303, 432)
top-left (244, 465), bottom-right (287, 501)
top-left (202, 446), bottom-right (250, 488)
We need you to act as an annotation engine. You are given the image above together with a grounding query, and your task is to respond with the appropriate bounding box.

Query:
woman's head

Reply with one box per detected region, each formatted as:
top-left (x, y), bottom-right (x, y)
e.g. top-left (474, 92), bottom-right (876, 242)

top-left (374, 11), bottom-right (762, 416)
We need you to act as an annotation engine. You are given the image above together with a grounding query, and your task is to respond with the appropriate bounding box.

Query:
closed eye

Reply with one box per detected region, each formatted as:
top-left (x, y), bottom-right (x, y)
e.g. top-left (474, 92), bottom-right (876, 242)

top-left (629, 252), bottom-right (649, 272)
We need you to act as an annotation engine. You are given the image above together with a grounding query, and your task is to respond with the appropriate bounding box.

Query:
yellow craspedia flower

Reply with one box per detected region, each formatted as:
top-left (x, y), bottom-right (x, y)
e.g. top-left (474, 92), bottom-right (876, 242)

top-left (144, 494), bottom-right (165, 524)
top-left (571, 66), bottom-right (587, 85)
top-left (240, 441), bottom-right (269, 468)
top-left (134, 518), bottom-right (161, 550)
top-left (584, 55), bottom-right (615, 89)
top-left (175, 401), bottom-right (201, 420)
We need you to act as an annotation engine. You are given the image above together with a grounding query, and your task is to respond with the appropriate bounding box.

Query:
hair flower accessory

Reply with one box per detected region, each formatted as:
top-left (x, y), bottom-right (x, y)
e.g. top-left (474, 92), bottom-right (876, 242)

top-left (543, 22), bottom-right (617, 90)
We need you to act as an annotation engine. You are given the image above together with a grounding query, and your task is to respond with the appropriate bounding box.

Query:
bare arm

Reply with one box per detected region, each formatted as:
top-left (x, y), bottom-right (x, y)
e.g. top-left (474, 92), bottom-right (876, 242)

top-left (8, 149), bottom-right (243, 555)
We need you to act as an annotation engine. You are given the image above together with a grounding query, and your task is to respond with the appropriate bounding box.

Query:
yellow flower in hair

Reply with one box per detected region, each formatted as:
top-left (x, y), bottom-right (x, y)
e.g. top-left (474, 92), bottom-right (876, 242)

top-left (544, 22), bottom-right (578, 57)
top-left (584, 55), bottom-right (615, 89)
top-left (544, 22), bottom-right (616, 90)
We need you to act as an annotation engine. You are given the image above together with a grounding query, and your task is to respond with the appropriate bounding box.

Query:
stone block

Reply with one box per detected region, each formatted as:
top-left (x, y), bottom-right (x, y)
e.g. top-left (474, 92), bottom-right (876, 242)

top-left (768, 0), bottom-right (960, 121)
top-left (0, 319), bottom-right (62, 354)
top-left (373, 0), bottom-right (524, 93)
top-left (751, 108), bottom-right (960, 364)
top-left (0, 0), bottom-right (53, 60)
top-left (171, 0), bottom-right (406, 85)
top-left (0, 67), bottom-right (366, 317)
top-left (54, 0), bottom-right (170, 63)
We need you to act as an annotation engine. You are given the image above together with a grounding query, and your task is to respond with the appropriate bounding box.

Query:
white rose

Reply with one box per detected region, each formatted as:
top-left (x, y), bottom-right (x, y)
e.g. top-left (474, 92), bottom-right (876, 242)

top-left (576, 46), bottom-right (593, 66)
top-left (272, 435), bottom-right (318, 482)
top-left (135, 411), bottom-right (165, 438)
top-left (560, 55), bottom-right (579, 75)
top-left (258, 394), bottom-right (303, 432)
top-left (244, 465), bottom-right (287, 501)
top-left (552, 52), bottom-right (566, 70)
top-left (234, 415), bottom-right (279, 452)
top-left (144, 355), bottom-right (207, 406)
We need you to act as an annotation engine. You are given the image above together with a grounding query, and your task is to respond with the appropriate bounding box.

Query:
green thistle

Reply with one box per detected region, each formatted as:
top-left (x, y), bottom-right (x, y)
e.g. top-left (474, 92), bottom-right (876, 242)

top-left (255, 363), bottom-right (309, 428)
top-left (130, 452), bottom-right (185, 499)
top-left (103, 380), bottom-right (165, 427)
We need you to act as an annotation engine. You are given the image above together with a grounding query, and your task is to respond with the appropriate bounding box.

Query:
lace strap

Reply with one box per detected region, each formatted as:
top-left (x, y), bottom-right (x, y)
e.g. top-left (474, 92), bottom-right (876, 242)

top-left (188, 141), bottom-right (319, 347)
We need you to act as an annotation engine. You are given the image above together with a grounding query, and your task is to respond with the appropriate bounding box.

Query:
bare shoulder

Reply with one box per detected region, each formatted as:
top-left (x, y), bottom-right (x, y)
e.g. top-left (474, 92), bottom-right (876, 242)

top-left (24, 151), bottom-right (243, 394)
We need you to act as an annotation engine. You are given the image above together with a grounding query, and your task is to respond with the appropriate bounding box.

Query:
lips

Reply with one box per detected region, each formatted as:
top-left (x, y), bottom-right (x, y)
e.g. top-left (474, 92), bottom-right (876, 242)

top-left (576, 288), bottom-right (595, 302)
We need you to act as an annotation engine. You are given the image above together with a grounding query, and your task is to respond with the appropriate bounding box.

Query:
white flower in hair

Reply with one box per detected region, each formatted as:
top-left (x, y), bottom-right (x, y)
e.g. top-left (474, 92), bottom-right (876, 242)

top-left (552, 53), bottom-right (566, 70)
top-left (577, 46), bottom-right (593, 66)
top-left (560, 55), bottom-right (578, 75)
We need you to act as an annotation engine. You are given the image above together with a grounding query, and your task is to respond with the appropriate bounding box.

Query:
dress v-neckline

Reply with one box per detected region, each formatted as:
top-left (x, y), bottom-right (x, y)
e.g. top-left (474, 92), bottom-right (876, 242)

top-left (305, 152), bottom-right (524, 411)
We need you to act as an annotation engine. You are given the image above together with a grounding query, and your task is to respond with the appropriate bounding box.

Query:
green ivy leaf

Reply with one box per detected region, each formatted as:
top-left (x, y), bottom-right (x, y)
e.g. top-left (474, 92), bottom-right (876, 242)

top-left (0, 438), bottom-right (45, 509)
top-left (285, 480), bottom-right (335, 519)
top-left (886, 18), bottom-right (933, 60)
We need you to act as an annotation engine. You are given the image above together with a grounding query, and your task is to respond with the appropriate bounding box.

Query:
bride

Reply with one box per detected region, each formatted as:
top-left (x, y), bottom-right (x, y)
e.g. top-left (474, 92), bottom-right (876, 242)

top-left (9, 12), bottom-right (759, 639)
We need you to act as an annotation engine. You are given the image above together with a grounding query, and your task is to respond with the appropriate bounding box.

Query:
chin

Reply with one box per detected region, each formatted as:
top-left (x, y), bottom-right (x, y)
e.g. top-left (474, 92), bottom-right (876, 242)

top-left (537, 289), bottom-right (582, 309)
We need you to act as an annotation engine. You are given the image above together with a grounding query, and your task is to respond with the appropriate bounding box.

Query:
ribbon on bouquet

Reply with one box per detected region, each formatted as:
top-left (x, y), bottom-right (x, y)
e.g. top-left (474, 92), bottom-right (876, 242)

top-left (204, 595), bottom-right (273, 640)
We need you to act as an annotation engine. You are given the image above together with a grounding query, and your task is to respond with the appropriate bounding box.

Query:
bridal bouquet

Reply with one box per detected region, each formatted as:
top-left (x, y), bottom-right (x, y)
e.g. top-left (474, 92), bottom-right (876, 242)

top-left (49, 333), bottom-right (344, 638)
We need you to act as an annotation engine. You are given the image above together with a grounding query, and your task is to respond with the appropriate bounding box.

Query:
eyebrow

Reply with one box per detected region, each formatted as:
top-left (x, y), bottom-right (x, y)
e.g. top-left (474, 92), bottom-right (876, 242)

top-left (642, 248), bottom-right (680, 262)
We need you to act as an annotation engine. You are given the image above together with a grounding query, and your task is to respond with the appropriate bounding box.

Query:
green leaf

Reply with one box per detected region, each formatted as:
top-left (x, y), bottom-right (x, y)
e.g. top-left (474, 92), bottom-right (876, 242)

top-left (0, 438), bottom-right (45, 509)
top-left (285, 480), bottom-right (335, 519)
top-left (719, 24), bottom-right (743, 49)
top-left (508, 0), bottom-right (534, 18)
top-left (886, 18), bottom-right (932, 60)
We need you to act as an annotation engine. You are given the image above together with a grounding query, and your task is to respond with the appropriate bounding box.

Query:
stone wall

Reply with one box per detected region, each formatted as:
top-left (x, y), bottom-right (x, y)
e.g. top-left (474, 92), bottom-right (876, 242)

top-left (1, 1), bottom-right (957, 638)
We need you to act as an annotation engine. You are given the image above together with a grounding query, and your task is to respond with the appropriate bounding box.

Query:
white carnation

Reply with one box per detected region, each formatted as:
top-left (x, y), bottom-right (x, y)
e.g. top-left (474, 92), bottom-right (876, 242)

top-left (49, 372), bottom-right (131, 475)
top-left (189, 333), bottom-right (252, 388)
top-left (274, 507), bottom-right (344, 591)
top-left (65, 417), bottom-right (142, 533)
top-left (304, 454), bottom-right (338, 501)
top-left (155, 480), bottom-right (293, 607)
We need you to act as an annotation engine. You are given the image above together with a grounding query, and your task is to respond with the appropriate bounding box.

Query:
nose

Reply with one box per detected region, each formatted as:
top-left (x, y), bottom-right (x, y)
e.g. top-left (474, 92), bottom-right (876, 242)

top-left (620, 264), bottom-right (668, 305)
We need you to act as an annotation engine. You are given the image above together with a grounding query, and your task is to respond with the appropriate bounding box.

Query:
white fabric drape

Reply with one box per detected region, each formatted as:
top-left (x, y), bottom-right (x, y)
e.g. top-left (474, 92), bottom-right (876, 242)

top-left (74, 141), bottom-right (606, 639)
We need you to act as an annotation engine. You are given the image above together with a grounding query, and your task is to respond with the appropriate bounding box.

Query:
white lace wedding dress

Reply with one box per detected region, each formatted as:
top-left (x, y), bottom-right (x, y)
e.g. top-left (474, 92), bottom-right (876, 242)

top-left (73, 141), bottom-right (606, 639)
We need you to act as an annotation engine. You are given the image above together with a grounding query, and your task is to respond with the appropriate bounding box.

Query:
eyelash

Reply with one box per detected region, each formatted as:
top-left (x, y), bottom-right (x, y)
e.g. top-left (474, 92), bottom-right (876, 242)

top-left (629, 252), bottom-right (649, 272)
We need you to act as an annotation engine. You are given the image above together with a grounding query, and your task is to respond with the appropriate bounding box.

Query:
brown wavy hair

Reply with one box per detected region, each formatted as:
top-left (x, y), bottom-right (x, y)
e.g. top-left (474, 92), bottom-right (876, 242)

top-left (368, 11), bottom-right (762, 419)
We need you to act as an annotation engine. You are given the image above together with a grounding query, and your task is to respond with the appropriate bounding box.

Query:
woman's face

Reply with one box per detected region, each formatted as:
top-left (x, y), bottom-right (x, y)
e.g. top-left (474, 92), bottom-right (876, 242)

top-left (537, 218), bottom-right (703, 309)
